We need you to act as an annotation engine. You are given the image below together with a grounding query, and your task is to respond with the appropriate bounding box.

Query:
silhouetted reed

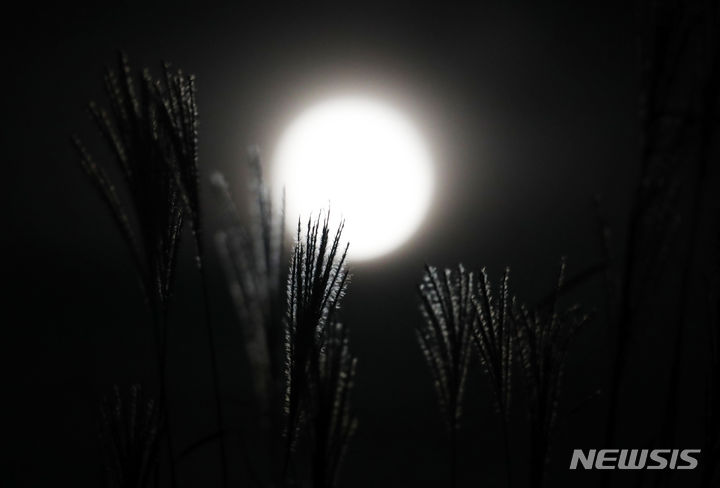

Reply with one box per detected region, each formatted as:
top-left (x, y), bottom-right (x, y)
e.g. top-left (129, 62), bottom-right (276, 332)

top-left (304, 319), bottom-right (357, 488)
top-left (72, 53), bottom-right (184, 485)
top-left (417, 264), bottom-right (475, 488)
top-left (213, 153), bottom-right (285, 413)
top-left (212, 152), bottom-right (287, 482)
top-left (153, 61), bottom-right (230, 485)
top-left (100, 385), bottom-right (162, 488)
top-left (72, 53), bottom-right (227, 486)
top-left (72, 53), bottom-right (184, 349)
top-left (283, 213), bottom-right (355, 488)
top-left (605, 4), bottom-right (718, 482)
top-left (471, 267), bottom-right (513, 487)
top-left (513, 260), bottom-right (589, 488)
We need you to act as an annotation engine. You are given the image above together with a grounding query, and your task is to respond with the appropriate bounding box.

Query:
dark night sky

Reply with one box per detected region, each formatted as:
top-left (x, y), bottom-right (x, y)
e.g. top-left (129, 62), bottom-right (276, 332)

top-left (9, 2), bottom-right (707, 487)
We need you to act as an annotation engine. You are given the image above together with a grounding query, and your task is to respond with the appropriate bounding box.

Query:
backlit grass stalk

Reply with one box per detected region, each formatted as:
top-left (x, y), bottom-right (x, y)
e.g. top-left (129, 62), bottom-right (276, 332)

top-left (417, 264), bottom-right (475, 488)
top-left (212, 151), bottom-right (287, 480)
top-left (660, 10), bottom-right (719, 471)
top-left (283, 213), bottom-right (355, 488)
top-left (72, 53), bottom-right (185, 486)
top-left (155, 60), bottom-right (230, 487)
top-left (472, 267), bottom-right (513, 488)
top-left (513, 260), bottom-right (589, 488)
top-left (604, 4), bottom-right (705, 481)
top-left (307, 320), bottom-right (358, 488)
top-left (213, 154), bottom-right (286, 410)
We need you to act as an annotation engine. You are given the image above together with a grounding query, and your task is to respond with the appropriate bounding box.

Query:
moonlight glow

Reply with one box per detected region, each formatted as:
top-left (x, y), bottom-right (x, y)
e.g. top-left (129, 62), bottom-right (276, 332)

top-left (273, 97), bottom-right (434, 261)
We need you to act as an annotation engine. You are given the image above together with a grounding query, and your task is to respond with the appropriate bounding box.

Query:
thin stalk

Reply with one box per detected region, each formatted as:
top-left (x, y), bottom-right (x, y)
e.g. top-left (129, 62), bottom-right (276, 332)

top-left (501, 417), bottom-right (512, 488)
top-left (660, 37), bottom-right (718, 455)
top-left (197, 256), bottom-right (229, 488)
top-left (156, 307), bottom-right (177, 488)
top-left (603, 3), bottom-right (660, 468)
top-left (450, 422), bottom-right (458, 488)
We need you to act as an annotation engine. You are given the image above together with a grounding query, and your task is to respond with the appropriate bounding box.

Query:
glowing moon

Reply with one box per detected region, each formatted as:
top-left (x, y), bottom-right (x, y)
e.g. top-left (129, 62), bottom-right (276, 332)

top-left (272, 97), bottom-right (434, 261)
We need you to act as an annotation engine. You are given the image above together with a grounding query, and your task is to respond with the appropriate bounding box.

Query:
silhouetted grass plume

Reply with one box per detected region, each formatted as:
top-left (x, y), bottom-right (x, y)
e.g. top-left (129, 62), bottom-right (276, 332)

top-left (283, 213), bottom-right (356, 488)
top-left (212, 151), bottom-right (288, 483)
top-left (417, 264), bottom-right (475, 488)
top-left (213, 153), bottom-right (286, 413)
top-left (72, 53), bottom-right (228, 486)
top-left (71, 53), bottom-right (184, 346)
top-left (472, 267), bottom-right (513, 487)
top-left (154, 59), bottom-right (231, 487)
top-left (513, 260), bottom-right (590, 488)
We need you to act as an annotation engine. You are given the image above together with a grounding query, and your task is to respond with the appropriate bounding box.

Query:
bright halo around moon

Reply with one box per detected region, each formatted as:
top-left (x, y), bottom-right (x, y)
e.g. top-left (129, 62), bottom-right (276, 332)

top-left (272, 97), bottom-right (434, 261)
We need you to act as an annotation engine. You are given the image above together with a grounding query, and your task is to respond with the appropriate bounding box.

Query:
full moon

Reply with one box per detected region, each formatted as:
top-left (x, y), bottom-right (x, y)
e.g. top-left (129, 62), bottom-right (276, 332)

top-left (272, 97), bottom-right (434, 261)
